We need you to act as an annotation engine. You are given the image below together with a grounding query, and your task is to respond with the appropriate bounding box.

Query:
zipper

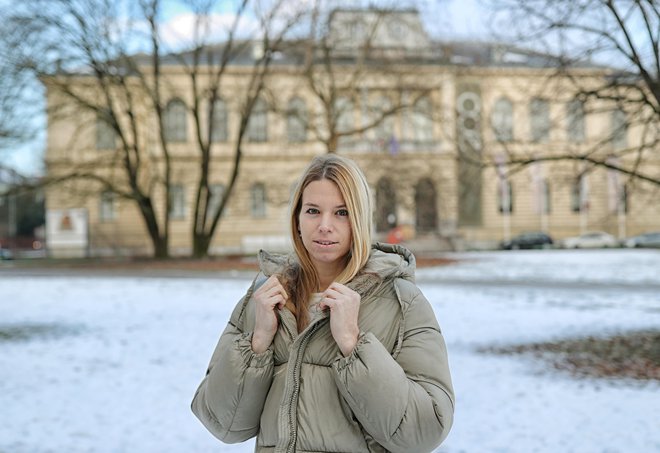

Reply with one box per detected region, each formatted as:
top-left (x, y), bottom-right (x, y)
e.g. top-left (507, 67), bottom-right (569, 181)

top-left (276, 312), bottom-right (329, 453)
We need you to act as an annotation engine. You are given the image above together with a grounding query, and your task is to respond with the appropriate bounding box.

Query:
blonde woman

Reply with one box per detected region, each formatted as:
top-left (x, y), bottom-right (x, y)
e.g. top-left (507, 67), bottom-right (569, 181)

top-left (192, 154), bottom-right (454, 453)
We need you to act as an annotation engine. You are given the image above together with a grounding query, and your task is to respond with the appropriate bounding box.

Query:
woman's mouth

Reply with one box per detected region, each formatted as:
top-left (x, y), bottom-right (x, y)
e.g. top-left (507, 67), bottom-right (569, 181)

top-left (314, 240), bottom-right (337, 247)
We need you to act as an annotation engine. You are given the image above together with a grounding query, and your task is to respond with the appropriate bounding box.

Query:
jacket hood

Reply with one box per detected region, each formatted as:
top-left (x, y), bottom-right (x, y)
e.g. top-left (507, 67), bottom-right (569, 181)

top-left (257, 242), bottom-right (416, 295)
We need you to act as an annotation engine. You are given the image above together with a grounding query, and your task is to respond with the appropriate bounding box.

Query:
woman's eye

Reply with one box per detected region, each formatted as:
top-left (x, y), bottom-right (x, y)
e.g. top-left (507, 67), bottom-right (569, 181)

top-left (305, 208), bottom-right (319, 214)
top-left (336, 209), bottom-right (349, 217)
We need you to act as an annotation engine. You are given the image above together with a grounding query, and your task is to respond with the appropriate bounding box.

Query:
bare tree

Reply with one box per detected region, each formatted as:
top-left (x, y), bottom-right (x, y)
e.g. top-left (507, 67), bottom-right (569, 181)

top-left (7, 0), bottom-right (304, 258)
top-left (0, 22), bottom-right (36, 161)
top-left (486, 0), bottom-right (660, 186)
top-left (280, 1), bottom-right (437, 154)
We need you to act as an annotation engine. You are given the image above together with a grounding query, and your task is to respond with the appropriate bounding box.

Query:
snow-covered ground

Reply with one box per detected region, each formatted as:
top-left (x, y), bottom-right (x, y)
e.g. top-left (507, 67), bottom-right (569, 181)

top-left (1, 249), bottom-right (659, 453)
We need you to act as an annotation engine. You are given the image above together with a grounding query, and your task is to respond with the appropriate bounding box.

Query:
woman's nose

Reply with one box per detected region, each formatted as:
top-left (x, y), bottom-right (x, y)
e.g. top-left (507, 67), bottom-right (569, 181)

top-left (318, 215), bottom-right (333, 232)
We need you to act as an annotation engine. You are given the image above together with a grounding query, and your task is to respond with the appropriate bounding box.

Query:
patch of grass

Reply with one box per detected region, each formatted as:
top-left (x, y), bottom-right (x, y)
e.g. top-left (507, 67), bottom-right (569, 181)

top-left (0, 323), bottom-right (82, 343)
top-left (481, 330), bottom-right (660, 382)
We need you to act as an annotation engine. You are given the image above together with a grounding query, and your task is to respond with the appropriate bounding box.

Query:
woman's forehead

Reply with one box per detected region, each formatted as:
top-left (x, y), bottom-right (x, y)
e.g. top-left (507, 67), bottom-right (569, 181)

top-left (302, 179), bottom-right (345, 204)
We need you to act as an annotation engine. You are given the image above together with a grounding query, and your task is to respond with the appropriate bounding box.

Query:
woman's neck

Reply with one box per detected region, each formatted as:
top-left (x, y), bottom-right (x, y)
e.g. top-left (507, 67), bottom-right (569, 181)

top-left (316, 263), bottom-right (344, 291)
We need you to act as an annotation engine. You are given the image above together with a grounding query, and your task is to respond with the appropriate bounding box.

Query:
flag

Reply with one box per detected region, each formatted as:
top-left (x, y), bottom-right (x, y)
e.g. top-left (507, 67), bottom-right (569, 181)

top-left (388, 135), bottom-right (400, 155)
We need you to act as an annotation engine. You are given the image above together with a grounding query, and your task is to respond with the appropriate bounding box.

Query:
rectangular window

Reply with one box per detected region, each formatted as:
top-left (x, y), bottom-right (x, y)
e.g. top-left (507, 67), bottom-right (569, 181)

top-left (250, 183), bottom-right (266, 218)
top-left (96, 116), bottom-right (117, 150)
top-left (611, 109), bottom-right (627, 150)
top-left (566, 100), bottom-right (585, 143)
top-left (210, 99), bottom-right (228, 142)
top-left (99, 191), bottom-right (117, 221)
top-left (169, 185), bottom-right (186, 219)
top-left (208, 184), bottom-right (226, 218)
top-left (542, 180), bottom-right (551, 214)
top-left (571, 176), bottom-right (588, 213)
top-left (530, 98), bottom-right (550, 143)
top-left (247, 98), bottom-right (268, 142)
top-left (497, 180), bottom-right (513, 214)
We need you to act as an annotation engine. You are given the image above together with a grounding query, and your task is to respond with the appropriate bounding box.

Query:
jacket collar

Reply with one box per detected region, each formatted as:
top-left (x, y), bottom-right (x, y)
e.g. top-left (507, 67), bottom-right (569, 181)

top-left (257, 242), bottom-right (416, 297)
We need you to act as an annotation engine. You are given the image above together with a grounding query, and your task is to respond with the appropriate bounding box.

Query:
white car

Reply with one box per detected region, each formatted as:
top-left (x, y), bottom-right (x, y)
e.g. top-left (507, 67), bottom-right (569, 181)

top-left (561, 231), bottom-right (619, 249)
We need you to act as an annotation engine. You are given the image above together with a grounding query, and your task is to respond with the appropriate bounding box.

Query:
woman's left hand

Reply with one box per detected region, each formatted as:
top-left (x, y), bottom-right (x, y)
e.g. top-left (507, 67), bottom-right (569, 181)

top-left (319, 282), bottom-right (361, 357)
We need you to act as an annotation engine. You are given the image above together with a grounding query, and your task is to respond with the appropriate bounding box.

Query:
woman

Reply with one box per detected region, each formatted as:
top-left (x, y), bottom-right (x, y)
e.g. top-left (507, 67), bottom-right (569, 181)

top-left (191, 155), bottom-right (454, 453)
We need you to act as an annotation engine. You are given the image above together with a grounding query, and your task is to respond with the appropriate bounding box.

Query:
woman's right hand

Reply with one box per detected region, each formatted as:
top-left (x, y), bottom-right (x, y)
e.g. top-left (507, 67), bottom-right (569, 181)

top-left (251, 275), bottom-right (288, 353)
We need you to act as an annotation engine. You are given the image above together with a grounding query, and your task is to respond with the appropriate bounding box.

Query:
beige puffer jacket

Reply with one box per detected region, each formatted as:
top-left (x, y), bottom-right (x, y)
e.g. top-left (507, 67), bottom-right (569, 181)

top-left (191, 243), bottom-right (454, 453)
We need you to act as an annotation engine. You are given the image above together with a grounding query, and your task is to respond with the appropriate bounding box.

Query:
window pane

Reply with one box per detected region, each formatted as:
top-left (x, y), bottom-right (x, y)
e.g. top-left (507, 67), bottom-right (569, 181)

top-left (404, 96), bottom-right (433, 143)
top-left (250, 183), bottom-right (266, 218)
top-left (497, 180), bottom-right (513, 213)
top-left (96, 115), bottom-right (117, 150)
top-left (611, 109), bottom-right (627, 150)
top-left (210, 99), bottom-right (228, 142)
top-left (247, 98), bottom-right (268, 142)
top-left (169, 185), bottom-right (186, 219)
top-left (335, 97), bottom-right (354, 134)
top-left (530, 98), bottom-right (550, 143)
top-left (99, 191), bottom-right (116, 221)
top-left (287, 97), bottom-right (307, 143)
top-left (164, 100), bottom-right (187, 143)
top-left (372, 95), bottom-right (394, 142)
top-left (491, 97), bottom-right (513, 142)
top-left (209, 184), bottom-right (226, 217)
top-left (566, 100), bottom-right (585, 143)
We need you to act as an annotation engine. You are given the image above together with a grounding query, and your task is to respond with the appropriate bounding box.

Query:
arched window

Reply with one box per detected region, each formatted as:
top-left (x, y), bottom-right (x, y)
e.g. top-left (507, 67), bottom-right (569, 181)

top-left (530, 97), bottom-right (550, 143)
top-left (491, 97), bottom-right (513, 142)
top-left (247, 97), bottom-right (268, 142)
top-left (566, 99), bottom-right (585, 143)
top-left (611, 108), bottom-right (627, 150)
top-left (250, 183), bottom-right (266, 218)
top-left (375, 178), bottom-right (397, 232)
top-left (287, 97), bottom-right (307, 143)
top-left (415, 178), bottom-right (437, 232)
top-left (164, 99), bottom-right (187, 143)
top-left (210, 98), bottom-right (228, 142)
top-left (96, 112), bottom-right (117, 150)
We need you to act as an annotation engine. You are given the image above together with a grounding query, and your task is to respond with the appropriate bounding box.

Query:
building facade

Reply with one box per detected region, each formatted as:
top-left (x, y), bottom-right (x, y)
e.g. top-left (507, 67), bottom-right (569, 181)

top-left (43, 9), bottom-right (660, 257)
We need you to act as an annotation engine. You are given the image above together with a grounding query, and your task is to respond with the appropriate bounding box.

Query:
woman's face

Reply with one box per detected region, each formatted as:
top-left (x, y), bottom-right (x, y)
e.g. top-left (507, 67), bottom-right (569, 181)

top-left (298, 179), bottom-right (353, 278)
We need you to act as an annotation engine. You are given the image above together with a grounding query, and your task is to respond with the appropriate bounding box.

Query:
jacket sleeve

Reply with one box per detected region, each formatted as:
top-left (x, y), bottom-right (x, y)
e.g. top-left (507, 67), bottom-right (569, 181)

top-left (331, 280), bottom-right (454, 453)
top-left (191, 276), bottom-right (274, 444)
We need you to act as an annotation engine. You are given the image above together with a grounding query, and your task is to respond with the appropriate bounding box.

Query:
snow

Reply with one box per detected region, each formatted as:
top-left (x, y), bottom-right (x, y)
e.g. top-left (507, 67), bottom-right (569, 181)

top-left (1, 249), bottom-right (659, 452)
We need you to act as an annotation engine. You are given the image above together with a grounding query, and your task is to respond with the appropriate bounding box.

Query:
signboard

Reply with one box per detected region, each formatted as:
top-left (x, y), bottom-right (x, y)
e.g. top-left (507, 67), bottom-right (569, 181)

top-left (46, 208), bottom-right (89, 257)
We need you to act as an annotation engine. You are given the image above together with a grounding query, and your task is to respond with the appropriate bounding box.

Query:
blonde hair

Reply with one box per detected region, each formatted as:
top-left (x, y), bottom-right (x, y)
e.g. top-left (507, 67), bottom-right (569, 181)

top-left (283, 154), bottom-right (372, 332)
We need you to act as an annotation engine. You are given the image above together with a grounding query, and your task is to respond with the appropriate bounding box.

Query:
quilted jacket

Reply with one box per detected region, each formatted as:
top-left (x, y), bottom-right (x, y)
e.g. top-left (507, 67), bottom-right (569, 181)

top-left (191, 243), bottom-right (454, 453)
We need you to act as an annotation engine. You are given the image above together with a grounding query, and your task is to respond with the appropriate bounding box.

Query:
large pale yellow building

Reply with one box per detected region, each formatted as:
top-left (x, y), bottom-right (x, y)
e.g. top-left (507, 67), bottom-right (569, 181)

top-left (44, 9), bottom-right (660, 257)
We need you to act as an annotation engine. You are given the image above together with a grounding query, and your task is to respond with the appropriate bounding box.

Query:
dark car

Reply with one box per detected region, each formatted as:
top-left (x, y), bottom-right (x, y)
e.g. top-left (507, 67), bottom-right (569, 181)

top-left (624, 231), bottom-right (660, 248)
top-left (0, 247), bottom-right (13, 260)
top-left (500, 231), bottom-right (554, 250)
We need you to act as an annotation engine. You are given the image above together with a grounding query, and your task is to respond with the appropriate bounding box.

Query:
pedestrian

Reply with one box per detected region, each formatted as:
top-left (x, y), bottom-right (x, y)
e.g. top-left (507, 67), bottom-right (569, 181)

top-left (191, 154), bottom-right (454, 452)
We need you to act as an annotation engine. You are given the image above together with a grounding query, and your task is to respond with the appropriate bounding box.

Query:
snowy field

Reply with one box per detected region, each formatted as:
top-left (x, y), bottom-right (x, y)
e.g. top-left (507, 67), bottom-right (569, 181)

top-left (1, 249), bottom-right (659, 453)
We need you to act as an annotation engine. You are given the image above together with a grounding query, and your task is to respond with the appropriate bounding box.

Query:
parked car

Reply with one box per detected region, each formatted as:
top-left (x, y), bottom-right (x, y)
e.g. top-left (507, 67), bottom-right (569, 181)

top-left (500, 231), bottom-right (554, 250)
top-left (623, 231), bottom-right (660, 248)
top-left (561, 231), bottom-right (619, 249)
top-left (0, 247), bottom-right (13, 260)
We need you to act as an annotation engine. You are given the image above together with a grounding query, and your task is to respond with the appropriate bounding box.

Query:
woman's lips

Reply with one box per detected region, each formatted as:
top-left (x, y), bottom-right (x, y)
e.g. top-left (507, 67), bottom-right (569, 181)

top-left (314, 240), bottom-right (337, 247)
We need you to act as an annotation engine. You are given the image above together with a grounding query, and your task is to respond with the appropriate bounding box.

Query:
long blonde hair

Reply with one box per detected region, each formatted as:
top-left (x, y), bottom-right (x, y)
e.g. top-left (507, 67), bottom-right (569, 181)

top-left (283, 154), bottom-right (373, 332)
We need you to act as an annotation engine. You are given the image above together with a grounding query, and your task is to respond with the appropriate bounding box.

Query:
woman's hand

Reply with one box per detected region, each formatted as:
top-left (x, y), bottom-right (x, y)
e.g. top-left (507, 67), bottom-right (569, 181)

top-left (251, 275), bottom-right (288, 353)
top-left (319, 282), bottom-right (361, 357)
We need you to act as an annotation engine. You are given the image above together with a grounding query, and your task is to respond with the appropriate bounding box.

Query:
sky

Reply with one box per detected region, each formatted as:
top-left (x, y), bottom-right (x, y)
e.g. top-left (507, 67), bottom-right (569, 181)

top-left (1, 0), bottom-right (490, 177)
